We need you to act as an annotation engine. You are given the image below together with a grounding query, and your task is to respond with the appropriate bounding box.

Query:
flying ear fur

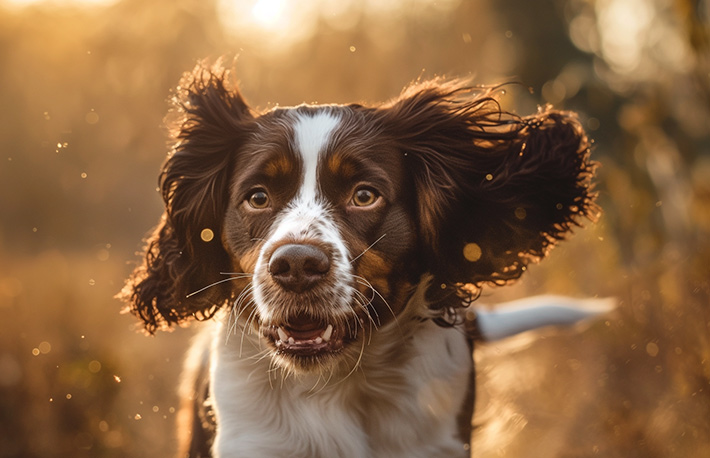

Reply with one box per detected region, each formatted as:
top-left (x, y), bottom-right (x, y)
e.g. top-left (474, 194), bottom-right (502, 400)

top-left (379, 79), bottom-right (598, 294)
top-left (120, 63), bottom-right (254, 333)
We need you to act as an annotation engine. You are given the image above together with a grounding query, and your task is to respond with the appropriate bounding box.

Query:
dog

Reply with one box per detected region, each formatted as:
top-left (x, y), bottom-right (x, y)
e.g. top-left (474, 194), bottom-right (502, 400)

top-left (120, 62), bottom-right (599, 457)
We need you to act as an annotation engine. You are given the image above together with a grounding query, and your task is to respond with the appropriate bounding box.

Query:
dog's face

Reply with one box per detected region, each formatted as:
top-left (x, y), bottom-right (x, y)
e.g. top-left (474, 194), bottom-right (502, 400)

top-left (222, 107), bottom-right (419, 371)
top-left (121, 64), bottom-right (597, 374)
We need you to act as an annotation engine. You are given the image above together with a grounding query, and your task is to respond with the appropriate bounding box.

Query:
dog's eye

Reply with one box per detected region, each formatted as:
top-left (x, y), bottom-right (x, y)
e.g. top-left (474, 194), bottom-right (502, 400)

top-left (247, 190), bottom-right (270, 209)
top-left (351, 187), bottom-right (378, 207)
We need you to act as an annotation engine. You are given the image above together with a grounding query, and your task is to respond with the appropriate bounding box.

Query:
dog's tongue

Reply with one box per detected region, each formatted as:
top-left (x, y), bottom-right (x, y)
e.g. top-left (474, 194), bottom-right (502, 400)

top-left (285, 316), bottom-right (326, 340)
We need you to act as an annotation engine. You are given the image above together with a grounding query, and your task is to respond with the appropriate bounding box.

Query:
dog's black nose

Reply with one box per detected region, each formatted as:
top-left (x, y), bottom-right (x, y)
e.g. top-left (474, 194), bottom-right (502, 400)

top-left (268, 244), bottom-right (331, 293)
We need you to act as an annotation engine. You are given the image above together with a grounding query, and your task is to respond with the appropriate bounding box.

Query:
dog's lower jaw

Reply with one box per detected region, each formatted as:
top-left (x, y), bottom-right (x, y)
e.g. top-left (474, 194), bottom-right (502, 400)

top-left (208, 303), bottom-right (473, 458)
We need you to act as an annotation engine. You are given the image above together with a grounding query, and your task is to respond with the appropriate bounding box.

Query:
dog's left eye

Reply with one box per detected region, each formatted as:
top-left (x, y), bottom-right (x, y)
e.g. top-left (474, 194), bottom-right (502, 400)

top-left (247, 189), bottom-right (270, 209)
top-left (351, 187), bottom-right (379, 207)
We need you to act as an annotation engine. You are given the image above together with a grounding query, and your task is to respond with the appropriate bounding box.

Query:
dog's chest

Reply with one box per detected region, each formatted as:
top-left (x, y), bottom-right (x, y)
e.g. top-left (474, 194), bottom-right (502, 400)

top-left (209, 318), bottom-right (472, 458)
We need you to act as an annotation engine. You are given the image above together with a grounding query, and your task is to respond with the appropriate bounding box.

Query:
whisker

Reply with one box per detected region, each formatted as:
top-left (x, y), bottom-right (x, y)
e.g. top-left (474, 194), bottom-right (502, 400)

top-left (187, 275), bottom-right (251, 298)
top-left (249, 349), bottom-right (273, 364)
top-left (266, 360), bottom-right (277, 390)
top-left (229, 288), bottom-right (251, 322)
top-left (355, 276), bottom-right (395, 319)
top-left (226, 285), bottom-right (254, 343)
top-left (360, 306), bottom-right (375, 346)
top-left (348, 305), bottom-right (373, 346)
top-left (227, 298), bottom-right (256, 350)
top-left (355, 275), bottom-right (403, 337)
top-left (307, 372), bottom-right (326, 395)
top-left (361, 307), bottom-right (375, 346)
top-left (352, 291), bottom-right (379, 330)
top-left (323, 366), bottom-right (336, 388)
top-left (349, 233), bottom-right (387, 264)
top-left (337, 327), bottom-right (367, 385)
top-left (232, 286), bottom-right (254, 318)
top-left (279, 364), bottom-right (290, 389)
top-left (344, 312), bottom-right (357, 338)
top-left (240, 307), bottom-right (260, 355)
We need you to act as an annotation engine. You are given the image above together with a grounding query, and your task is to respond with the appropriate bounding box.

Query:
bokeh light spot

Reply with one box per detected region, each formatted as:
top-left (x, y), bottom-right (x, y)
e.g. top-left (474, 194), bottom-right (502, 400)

top-left (200, 228), bottom-right (214, 242)
top-left (85, 110), bottom-right (99, 124)
top-left (38, 341), bottom-right (52, 354)
top-left (463, 242), bottom-right (482, 262)
top-left (646, 342), bottom-right (659, 357)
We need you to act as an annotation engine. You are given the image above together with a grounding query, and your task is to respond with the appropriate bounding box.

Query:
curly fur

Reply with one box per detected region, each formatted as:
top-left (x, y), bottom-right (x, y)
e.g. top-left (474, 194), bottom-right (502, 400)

top-left (119, 62), bottom-right (598, 457)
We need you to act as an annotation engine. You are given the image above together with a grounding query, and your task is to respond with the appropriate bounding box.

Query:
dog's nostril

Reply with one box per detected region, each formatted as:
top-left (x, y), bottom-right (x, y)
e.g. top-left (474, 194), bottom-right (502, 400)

top-left (268, 256), bottom-right (291, 277)
top-left (268, 244), bottom-right (331, 292)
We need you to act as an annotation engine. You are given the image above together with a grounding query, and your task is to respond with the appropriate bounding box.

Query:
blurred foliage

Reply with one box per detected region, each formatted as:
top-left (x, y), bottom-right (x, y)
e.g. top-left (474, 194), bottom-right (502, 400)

top-left (0, 0), bottom-right (708, 456)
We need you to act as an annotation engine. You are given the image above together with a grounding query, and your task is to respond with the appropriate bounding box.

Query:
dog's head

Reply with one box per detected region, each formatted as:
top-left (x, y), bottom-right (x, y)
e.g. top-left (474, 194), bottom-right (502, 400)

top-left (121, 63), bottom-right (597, 373)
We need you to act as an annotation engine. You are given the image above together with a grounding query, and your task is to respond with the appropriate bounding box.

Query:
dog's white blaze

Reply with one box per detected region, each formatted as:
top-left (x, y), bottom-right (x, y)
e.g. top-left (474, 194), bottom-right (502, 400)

top-left (251, 109), bottom-right (354, 322)
top-left (292, 111), bottom-right (340, 201)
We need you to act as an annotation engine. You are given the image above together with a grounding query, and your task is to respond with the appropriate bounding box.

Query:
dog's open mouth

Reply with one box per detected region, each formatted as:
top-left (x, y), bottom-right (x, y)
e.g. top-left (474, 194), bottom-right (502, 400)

top-left (264, 314), bottom-right (349, 357)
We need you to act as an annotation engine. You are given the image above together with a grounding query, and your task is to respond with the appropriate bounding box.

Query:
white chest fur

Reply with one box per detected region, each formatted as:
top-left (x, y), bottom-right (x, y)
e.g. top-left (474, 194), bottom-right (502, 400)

top-left (209, 314), bottom-right (472, 458)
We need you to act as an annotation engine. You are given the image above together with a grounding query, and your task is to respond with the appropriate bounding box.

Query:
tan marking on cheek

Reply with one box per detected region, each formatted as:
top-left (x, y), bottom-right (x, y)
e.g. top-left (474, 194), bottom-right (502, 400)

top-left (221, 227), bottom-right (263, 274)
top-left (236, 245), bottom-right (261, 274)
top-left (356, 251), bottom-right (391, 279)
top-left (230, 277), bottom-right (253, 294)
top-left (354, 250), bottom-right (417, 319)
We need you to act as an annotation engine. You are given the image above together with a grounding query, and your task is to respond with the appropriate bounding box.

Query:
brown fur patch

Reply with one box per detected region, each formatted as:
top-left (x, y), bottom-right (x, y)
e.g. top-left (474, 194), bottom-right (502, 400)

top-left (354, 249), bottom-right (414, 321)
top-left (264, 155), bottom-right (293, 178)
top-left (235, 245), bottom-right (261, 274)
top-left (327, 153), bottom-right (356, 179)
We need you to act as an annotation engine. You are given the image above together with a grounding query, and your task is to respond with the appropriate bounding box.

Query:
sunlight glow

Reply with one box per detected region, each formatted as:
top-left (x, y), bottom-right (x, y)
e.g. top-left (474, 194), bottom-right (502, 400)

top-left (1, 0), bottom-right (117, 9)
top-left (596, 0), bottom-right (653, 74)
top-left (252, 0), bottom-right (287, 28)
top-left (218, 0), bottom-right (320, 54)
top-left (216, 0), bottom-right (461, 55)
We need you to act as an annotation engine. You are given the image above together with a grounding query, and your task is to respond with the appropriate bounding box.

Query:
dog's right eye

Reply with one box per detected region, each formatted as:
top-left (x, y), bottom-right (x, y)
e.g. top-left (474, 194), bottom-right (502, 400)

top-left (247, 190), bottom-right (270, 209)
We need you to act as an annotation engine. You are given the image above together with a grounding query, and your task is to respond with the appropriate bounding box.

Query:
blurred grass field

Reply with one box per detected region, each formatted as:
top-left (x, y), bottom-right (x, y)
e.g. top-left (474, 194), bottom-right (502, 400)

top-left (2, 222), bottom-right (708, 457)
top-left (1, 0), bottom-right (709, 456)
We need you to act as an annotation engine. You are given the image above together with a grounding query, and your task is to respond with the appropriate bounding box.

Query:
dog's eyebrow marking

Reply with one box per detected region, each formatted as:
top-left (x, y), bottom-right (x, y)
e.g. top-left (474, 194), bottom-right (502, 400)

top-left (327, 152), bottom-right (357, 179)
top-left (292, 111), bottom-right (340, 201)
top-left (264, 155), bottom-right (293, 178)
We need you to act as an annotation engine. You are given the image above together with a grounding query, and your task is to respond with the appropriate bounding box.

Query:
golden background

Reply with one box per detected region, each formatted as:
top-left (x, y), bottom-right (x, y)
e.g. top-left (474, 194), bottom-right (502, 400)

top-left (0, 0), bottom-right (709, 456)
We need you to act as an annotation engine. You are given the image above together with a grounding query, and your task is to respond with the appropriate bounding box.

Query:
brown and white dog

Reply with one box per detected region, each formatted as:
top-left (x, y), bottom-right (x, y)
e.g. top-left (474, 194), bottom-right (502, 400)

top-left (121, 62), bottom-right (600, 457)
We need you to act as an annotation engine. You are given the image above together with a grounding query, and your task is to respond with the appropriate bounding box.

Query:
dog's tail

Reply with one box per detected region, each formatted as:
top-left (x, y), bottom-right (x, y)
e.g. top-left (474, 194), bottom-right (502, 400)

top-left (471, 295), bottom-right (616, 341)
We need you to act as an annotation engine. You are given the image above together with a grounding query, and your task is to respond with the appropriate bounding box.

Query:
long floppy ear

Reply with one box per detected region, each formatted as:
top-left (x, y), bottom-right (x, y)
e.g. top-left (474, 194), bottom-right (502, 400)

top-left (120, 63), bottom-right (254, 333)
top-left (378, 80), bottom-right (598, 294)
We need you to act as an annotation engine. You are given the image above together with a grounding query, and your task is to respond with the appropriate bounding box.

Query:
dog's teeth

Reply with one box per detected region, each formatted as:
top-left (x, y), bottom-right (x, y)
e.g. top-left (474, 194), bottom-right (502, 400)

top-left (288, 337), bottom-right (295, 345)
top-left (277, 327), bottom-right (289, 343)
top-left (315, 337), bottom-right (323, 344)
top-left (322, 324), bottom-right (333, 342)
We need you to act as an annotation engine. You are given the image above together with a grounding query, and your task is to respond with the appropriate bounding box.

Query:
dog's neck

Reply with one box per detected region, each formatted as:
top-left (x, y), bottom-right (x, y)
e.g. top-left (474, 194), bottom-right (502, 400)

top-left (208, 285), bottom-right (473, 458)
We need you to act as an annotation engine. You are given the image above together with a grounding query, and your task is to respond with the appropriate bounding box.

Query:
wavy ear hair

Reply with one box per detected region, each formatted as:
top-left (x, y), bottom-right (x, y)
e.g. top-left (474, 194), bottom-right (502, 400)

top-left (378, 80), bottom-right (598, 298)
top-left (120, 64), bottom-right (254, 333)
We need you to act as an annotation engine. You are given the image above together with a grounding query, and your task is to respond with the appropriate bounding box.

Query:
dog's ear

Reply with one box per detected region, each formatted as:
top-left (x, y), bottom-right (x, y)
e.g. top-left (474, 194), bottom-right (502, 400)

top-left (379, 80), bottom-right (598, 291)
top-left (120, 63), bottom-right (254, 333)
